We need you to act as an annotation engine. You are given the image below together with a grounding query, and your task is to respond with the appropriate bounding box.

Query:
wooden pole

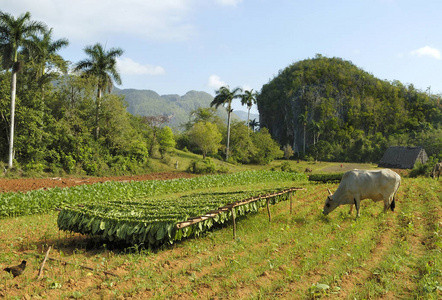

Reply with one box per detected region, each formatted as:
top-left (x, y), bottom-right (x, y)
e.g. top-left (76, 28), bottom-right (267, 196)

top-left (23, 251), bottom-right (119, 277)
top-left (37, 246), bottom-right (51, 280)
top-left (290, 192), bottom-right (293, 214)
top-left (232, 208), bottom-right (236, 239)
top-left (266, 198), bottom-right (271, 222)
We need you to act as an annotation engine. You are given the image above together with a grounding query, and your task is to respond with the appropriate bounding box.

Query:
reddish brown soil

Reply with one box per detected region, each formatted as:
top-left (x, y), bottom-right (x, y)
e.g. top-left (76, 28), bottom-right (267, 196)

top-left (0, 172), bottom-right (195, 193)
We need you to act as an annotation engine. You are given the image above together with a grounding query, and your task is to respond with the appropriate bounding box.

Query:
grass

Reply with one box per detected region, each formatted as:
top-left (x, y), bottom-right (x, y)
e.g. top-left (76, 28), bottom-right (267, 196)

top-left (0, 167), bottom-right (440, 299)
top-left (121, 148), bottom-right (380, 175)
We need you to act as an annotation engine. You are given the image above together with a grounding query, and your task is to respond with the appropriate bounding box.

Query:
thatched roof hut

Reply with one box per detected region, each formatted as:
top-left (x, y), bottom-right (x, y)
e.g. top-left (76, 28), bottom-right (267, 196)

top-left (378, 146), bottom-right (428, 169)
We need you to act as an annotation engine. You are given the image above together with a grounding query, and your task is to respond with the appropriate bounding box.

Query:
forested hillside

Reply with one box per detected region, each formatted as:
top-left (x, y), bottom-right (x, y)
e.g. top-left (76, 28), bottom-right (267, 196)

top-left (258, 55), bottom-right (442, 162)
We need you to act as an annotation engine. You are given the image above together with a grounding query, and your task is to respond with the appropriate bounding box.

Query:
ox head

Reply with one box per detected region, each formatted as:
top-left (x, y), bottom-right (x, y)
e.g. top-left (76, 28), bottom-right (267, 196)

top-left (322, 188), bottom-right (339, 215)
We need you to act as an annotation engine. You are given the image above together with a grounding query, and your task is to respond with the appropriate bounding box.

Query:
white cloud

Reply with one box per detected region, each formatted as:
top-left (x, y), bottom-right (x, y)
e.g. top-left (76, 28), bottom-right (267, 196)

top-left (207, 74), bottom-right (227, 90)
top-left (117, 57), bottom-right (165, 75)
top-left (215, 0), bottom-right (243, 6)
top-left (410, 46), bottom-right (441, 60)
top-left (2, 0), bottom-right (196, 43)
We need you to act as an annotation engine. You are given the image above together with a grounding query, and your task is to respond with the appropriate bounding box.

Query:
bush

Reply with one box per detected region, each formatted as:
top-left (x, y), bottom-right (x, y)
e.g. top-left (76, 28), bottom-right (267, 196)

top-left (217, 165), bottom-right (229, 174)
top-left (187, 158), bottom-right (217, 174)
top-left (280, 161), bottom-right (293, 172)
top-left (408, 156), bottom-right (439, 178)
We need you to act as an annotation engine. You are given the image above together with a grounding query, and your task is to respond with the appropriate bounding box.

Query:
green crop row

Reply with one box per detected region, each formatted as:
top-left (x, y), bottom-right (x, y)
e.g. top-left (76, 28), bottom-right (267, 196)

top-left (308, 172), bottom-right (344, 183)
top-left (57, 188), bottom-right (293, 247)
top-left (0, 171), bottom-right (307, 218)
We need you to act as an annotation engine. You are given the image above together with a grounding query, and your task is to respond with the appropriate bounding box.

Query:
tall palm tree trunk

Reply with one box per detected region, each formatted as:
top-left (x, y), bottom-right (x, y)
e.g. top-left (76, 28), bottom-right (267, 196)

top-left (226, 109), bottom-right (231, 161)
top-left (95, 88), bottom-right (102, 139)
top-left (8, 70), bottom-right (17, 168)
top-left (247, 108), bottom-right (251, 134)
top-left (303, 124), bottom-right (306, 153)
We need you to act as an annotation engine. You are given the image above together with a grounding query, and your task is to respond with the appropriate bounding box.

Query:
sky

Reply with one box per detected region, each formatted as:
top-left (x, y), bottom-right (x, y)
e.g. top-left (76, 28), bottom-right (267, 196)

top-left (2, 0), bottom-right (442, 114)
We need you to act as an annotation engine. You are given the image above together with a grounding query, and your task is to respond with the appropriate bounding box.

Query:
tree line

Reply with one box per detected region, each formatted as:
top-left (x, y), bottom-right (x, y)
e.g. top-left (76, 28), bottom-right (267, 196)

top-left (0, 11), bottom-right (283, 176)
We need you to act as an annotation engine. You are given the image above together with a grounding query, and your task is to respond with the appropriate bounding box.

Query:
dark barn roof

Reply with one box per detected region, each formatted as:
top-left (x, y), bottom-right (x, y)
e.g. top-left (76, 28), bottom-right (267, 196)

top-left (378, 146), bottom-right (428, 169)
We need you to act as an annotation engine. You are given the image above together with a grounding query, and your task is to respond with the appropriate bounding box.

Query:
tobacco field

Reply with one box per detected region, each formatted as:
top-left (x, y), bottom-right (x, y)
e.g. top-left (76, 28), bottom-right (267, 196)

top-left (0, 171), bottom-right (440, 299)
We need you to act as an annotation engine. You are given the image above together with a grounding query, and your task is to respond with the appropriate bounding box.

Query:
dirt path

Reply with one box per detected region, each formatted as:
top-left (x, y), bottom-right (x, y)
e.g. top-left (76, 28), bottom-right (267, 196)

top-left (0, 172), bottom-right (195, 193)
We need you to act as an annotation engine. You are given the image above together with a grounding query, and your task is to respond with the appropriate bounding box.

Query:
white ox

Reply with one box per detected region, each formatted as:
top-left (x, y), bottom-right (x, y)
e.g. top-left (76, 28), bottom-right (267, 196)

top-left (322, 169), bottom-right (401, 218)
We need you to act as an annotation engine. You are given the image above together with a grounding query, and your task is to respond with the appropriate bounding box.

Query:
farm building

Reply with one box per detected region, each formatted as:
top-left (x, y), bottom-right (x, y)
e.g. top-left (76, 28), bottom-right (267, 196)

top-left (378, 146), bottom-right (428, 169)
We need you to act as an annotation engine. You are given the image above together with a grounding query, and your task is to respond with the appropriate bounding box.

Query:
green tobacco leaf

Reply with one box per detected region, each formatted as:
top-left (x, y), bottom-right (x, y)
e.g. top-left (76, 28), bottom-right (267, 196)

top-left (54, 175), bottom-right (301, 246)
top-left (156, 224), bottom-right (166, 241)
top-left (92, 219), bottom-right (100, 234)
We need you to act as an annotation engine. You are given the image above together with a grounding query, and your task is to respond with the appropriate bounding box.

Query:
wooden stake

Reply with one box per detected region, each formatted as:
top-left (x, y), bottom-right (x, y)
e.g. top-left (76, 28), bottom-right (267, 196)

top-left (24, 251), bottom-right (119, 277)
top-left (290, 192), bottom-right (293, 214)
top-left (266, 198), bottom-right (271, 222)
top-left (37, 246), bottom-right (51, 280)
top-left (232, 208), bottom-right (236, 239)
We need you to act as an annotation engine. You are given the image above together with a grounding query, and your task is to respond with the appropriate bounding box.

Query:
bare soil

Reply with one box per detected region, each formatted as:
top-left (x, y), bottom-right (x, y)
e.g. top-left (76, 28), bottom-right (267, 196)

top-left (0, 172), bottom-right (195, 193)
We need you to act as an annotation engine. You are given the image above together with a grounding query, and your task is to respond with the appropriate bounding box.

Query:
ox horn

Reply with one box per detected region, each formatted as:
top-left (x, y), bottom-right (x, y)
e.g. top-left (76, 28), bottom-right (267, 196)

top-left (327, 188), bottom-right (332, 195)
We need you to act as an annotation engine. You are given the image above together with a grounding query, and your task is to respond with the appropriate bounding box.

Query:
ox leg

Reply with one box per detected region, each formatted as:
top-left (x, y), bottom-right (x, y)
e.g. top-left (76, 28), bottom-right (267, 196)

top-left (384, 197), bottom-right (395, 213)
top-left (354, 198), bottom-right (361, 218)
top-left (349, 204), bottom-right (354, 215)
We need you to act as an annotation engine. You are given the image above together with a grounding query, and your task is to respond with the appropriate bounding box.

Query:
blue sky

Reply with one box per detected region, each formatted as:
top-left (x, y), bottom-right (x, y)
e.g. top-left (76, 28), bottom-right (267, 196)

top-left (2, 0), bottom-right (442, 113)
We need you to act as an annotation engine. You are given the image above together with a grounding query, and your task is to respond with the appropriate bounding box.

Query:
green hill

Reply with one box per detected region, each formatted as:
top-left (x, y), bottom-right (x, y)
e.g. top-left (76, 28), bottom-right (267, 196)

top-left (258, 55), bottom-right (442, 162)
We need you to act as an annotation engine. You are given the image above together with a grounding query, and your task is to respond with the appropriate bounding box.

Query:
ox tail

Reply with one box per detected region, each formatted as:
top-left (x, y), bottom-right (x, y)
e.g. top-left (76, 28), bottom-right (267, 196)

top-left (390, 198), bottom-right (395, 211)
top-left (390, 181), bottom-right (401, 212)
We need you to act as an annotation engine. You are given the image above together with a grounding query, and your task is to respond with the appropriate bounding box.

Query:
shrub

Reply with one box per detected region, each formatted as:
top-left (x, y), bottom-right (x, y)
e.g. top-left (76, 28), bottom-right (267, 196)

top-left (187, 158), bottom-right (217, 174)
top-left (408, 156), bottom-right (438, 178)
top-left (280, 161), bottom-right (293, 172)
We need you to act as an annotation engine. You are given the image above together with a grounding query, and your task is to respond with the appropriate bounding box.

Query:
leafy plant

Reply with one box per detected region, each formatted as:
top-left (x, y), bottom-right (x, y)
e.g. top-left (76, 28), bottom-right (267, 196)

top-left (57, 187), bottom-right (296, 247)
top-left (308, 283), bottom-right (330, 299)
top-left (187, 158), bottom-right (217, 174)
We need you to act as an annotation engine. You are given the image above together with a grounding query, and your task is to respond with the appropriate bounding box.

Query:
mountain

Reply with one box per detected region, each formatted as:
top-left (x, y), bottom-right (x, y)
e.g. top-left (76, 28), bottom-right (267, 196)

top-left (113, 88), bottom-right (255, 129)
top-left (233, 110), bottom-right (260, 124)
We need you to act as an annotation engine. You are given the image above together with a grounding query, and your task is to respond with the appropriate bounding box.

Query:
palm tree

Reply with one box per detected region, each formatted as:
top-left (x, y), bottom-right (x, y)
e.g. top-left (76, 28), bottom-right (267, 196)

top-left (298, 111), bottom-right (308, 153)
top-left (309, 120), bottom-right (323, 145)
top-left (249, 119), bottom-right (260, 133)
top-left (210, 85), bottom-right (242, 161)
top-left (26, 28), bottom-right (69, 85)
top-left (0, 11), bottom-right (47, 169)
top-left (240, 89), bottom-right (258, 133)
top-left (24, 28), bottom-right (68, 121)
top-left (74, 43), bottom-right (123, 139)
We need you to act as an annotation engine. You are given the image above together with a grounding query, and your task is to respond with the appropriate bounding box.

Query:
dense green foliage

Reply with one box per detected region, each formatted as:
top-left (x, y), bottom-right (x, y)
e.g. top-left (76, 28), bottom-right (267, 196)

top-left (0, 70), bottom-right (152, 175)
top-left (0, 11), bottom-right (284, 174)
top-left (188, 121), bottom-right (222, 159)
top-left (177, 108), bottom-right (284, 165)
top-left (258, 55), bottom-right (442, 163)
top-left (187, 158), bottom-right (219, 174)
top-left (0, 10), bottom-right (152, 175)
